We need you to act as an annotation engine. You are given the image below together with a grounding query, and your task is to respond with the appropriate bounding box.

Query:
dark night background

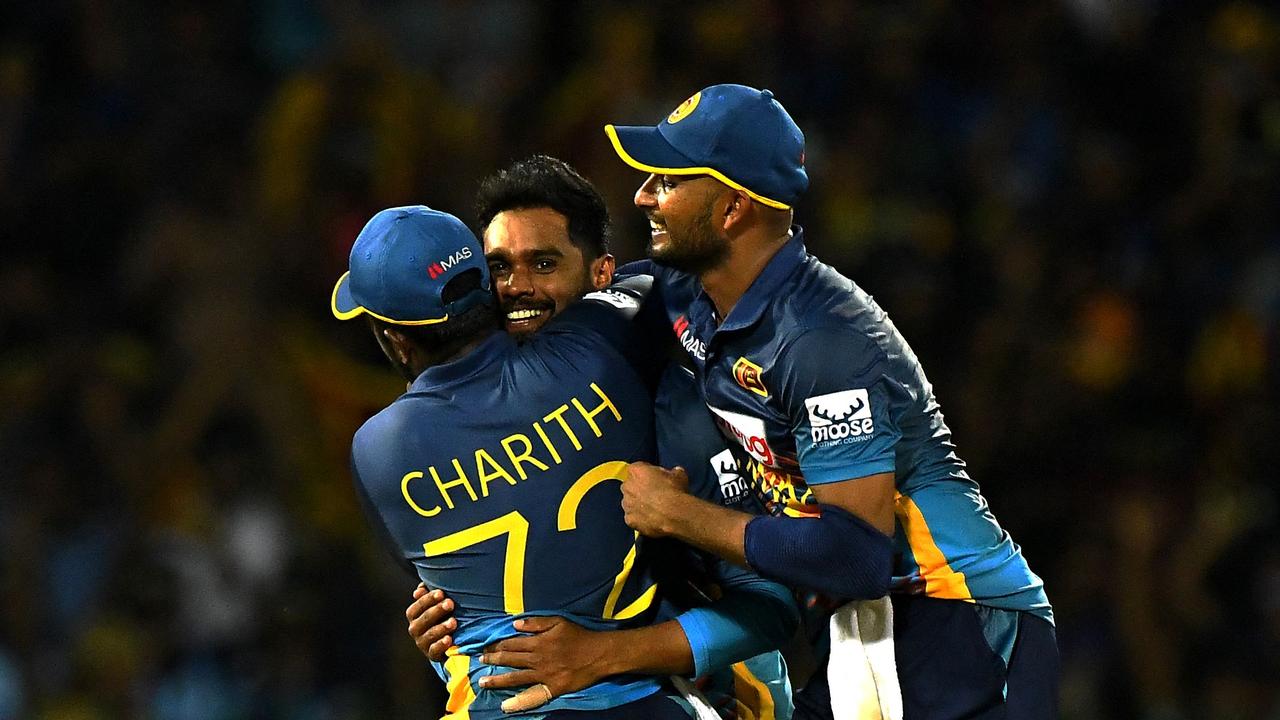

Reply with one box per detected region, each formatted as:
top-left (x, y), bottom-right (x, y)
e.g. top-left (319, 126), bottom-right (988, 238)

top-left (1, 1), bottom-right (1277, 718)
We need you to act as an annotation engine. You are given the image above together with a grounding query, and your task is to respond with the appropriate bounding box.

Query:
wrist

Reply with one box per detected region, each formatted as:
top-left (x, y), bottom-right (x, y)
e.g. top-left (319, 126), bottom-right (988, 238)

top-left (595, 629), bottom-right (630, 678)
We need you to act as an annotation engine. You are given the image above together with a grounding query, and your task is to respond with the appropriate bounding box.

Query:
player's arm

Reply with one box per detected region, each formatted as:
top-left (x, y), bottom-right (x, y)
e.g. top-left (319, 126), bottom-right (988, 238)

top-left (623, 471), bottom-right (896, 603)
top-left (624, 328), bottom-right (900, 599)
top-left (407, 559), bottom-right (798, 693)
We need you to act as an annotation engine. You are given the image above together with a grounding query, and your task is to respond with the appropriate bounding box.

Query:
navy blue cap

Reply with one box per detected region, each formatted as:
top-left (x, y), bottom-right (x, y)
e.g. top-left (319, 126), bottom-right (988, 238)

top-left (604, 84), bottom-right (808, 209)
top-left (331, 205), bottom-right (491, 325)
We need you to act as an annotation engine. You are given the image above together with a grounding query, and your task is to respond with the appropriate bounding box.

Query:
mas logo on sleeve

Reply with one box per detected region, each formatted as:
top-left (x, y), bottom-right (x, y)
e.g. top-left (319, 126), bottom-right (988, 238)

top-left (804, 388), bottom-right (875, 445)
top-left (732, 357), bottom-right (769, 398)
top-left (709, 448), bottom-right (750, 506)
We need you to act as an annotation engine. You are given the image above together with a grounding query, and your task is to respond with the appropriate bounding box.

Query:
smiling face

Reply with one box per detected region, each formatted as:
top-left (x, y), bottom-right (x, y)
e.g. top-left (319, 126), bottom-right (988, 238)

top-left (634, 173), bottom-right (731, 274)
top-left (483, 206), bottom-right (613, 338)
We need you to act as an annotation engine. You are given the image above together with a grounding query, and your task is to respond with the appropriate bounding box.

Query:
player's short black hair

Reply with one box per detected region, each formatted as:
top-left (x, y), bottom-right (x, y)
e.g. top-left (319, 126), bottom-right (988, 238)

top-left (476, 155), bottom-right (611, 260)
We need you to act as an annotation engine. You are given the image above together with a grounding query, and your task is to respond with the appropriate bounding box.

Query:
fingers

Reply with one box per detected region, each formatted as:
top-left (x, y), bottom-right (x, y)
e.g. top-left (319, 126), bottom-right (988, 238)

top-left (486, 634), bottom-right (535, 654)
top-left (412, 582), bottom-right (427, 600)
top-left (410, 611), bottom-right (456, 652)
top-left (499, 682), bottom-right (554, 713)
top-left (513, 616), bottom-right (560, 633)
top-left (407, 596), bottom-right (455, 636)
top-left (427, 635), bottom-right (453, 663)
top-left (414, 618), bottom-right (456, 661)
top-left (479, 669), bottom-right (540, 691)
top-left (406, 588), bottom-right (458, 662)
top-left (406, 588), bottom-right (445, 622)
top-left (480, 650), bottom-right (534, 669)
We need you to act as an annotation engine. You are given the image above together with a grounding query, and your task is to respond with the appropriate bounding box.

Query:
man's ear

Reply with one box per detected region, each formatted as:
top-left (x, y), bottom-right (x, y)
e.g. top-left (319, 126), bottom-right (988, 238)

top-left (722, 190), bottom-right (752, 232)
top-left (383, 327), bottom-right (413, 365)
top-left (591, 253), bottom-right (616, 290)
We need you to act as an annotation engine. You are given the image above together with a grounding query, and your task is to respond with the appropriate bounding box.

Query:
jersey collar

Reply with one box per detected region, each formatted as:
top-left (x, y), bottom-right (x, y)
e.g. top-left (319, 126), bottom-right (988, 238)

top-left (410, 329), bottom-right (512, 390)
top-left (716, 225), bottom-right (808, 333)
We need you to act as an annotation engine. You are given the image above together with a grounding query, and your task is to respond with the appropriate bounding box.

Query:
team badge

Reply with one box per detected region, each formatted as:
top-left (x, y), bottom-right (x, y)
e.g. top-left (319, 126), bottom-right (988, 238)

top-left (732, 357), bottom-right (769, 397)
top-left (804, 388), bottom-right (875, 444)
top-left (667, 92), bottom-right (701, 124)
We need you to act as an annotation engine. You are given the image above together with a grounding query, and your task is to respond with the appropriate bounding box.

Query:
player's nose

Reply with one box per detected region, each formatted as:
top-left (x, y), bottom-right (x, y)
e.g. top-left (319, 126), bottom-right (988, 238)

top-left (500, 267), bottom-right (534, 296)
top-left (634, 174), bottom-right (659, 208)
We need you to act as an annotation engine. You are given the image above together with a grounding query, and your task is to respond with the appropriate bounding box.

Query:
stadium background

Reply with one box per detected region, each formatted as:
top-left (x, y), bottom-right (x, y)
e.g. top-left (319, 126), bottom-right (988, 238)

top-left (1, 1), bottom-right (1278, 718)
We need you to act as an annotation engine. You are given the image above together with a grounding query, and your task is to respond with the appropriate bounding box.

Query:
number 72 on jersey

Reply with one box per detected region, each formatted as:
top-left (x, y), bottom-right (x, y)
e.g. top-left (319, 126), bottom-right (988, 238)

top-left (422, 461), bottom-right (657, 620)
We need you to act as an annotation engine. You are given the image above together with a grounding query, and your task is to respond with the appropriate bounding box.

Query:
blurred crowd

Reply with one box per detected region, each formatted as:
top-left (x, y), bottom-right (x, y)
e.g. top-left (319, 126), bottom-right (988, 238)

top-left (1, 1), bottom-right (1277, 718)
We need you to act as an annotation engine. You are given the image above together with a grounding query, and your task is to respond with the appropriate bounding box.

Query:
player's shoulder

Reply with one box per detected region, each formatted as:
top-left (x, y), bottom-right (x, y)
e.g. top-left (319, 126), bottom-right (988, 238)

top-left (773, 259), bottom-right (880, 346)
top-left (619, 259), bottom-right (698, 297)
top-left (764, 260), bottom-right (892, 390)
top-left (352, 396), bottom-right (418, 463)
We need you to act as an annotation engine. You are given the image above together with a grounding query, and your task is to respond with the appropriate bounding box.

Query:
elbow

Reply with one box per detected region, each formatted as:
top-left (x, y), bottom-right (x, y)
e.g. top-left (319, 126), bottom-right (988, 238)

top-left (821, 537), bottom-right (892, 599)
top-left (744, 505), bottom-right (894, 600)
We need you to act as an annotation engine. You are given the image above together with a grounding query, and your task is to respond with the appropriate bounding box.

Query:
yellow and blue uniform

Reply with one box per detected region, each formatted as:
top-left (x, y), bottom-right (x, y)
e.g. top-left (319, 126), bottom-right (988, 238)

top-left (604, 81), bottom-right (1056, 717)
top-left (628, 232), bottom-right (1050, 621)
top-left (350, 300), bottom-right (679, 720)
top-left (624, 228), bottom-right (1056, 716)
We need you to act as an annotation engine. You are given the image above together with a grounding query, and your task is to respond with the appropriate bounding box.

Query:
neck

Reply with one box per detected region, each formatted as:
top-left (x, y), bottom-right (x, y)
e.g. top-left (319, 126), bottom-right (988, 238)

top-left (409, 326), bottom-right (500, 378)
top-left (700, 229), bottom-right (791, 322)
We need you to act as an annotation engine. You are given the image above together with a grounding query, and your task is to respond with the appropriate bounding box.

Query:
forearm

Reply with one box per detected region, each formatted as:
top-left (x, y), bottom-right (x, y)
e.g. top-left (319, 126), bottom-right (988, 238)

top-left (743, 504), bottom-right (893, 599)
top-left (659, 495), bottom-right (753, 567)
top-left (595, 619), bottom-right (694, 676)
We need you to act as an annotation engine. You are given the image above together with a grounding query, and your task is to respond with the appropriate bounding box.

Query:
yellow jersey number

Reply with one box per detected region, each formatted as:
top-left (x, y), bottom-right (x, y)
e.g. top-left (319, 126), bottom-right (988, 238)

top-left (421, 461), bottom-right (658, 620)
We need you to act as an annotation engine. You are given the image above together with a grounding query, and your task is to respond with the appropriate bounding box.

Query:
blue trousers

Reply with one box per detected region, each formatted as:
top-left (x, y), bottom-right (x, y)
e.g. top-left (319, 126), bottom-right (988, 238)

top-left (794, 596), bottom-right (1059, 719)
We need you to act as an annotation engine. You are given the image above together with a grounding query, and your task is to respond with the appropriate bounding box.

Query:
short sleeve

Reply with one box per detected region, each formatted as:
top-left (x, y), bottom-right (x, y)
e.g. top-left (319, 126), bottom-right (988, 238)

top-left (777, 327), bottom-right (904, 485)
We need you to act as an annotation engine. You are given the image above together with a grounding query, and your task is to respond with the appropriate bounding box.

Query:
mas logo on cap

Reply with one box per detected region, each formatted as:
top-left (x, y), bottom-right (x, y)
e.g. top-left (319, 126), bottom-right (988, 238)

top-left (667, 92), bottom-right (701, 124)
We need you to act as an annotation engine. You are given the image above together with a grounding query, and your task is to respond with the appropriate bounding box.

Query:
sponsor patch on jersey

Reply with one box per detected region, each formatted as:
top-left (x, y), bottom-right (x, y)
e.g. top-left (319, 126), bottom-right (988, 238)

top-left (732, 357), bottom-right (769, 397)
top-left (710, 448), bottom-right (749, 505)
top-left (708, 405), bottom-right (775, 466)
top-left (804, 388), bottom-right (875, 445)
top-left (672, 315), bottom-right (707, 361)
top-left (583, 287), bottom-right (640, 311)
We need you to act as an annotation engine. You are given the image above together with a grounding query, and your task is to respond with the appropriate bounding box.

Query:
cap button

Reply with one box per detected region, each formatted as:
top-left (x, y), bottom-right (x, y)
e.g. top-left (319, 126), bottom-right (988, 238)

top-left (760, 89), bottom-right (774, 100)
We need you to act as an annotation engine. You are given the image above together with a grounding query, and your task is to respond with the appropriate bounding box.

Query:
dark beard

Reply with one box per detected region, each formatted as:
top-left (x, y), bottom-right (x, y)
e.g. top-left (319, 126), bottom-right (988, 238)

top-left (648, 203), bottom-right (727, 275)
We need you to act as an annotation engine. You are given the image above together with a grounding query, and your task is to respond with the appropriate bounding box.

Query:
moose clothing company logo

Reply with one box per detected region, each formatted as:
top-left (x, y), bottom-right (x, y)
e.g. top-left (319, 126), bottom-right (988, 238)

top-left (804, 388), bottom-right (875, 445)
top-left (710, 448), bottom-right (749, 505)
top-left (427, 246), bottom-right (473, 280)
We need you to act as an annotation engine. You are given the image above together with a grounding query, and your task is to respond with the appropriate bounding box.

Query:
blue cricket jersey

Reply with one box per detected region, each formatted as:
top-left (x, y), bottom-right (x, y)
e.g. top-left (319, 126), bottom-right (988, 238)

top-left (350, 299), bottom-right (670, 719)
top-left (626, 228), bottom-right (1052, 623)
top-left (654, 362), bottom-right (795, 720)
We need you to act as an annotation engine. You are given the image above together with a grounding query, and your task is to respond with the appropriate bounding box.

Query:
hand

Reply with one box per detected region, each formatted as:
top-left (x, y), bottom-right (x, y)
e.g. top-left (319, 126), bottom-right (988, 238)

top-left (620, 462), bottom-right (690, 537)
top-left (477, 616), bottom-right (612, 712)
top-left (405, 583), bottom-right (457, 662)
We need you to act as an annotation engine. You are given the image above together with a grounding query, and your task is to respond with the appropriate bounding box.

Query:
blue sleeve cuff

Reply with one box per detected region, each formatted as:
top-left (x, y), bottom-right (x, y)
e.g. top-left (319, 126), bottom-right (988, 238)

top-left (674, 608), bottom-right (716, 678)
top-left (673, 578), bottom-right (798, 678)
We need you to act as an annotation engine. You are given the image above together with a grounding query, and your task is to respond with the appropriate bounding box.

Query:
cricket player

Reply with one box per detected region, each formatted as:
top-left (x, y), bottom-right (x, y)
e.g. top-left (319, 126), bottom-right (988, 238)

top-left (603, 84), bottom-right (1059, 718)
top-left (403, 156), bottom-right (796, 719)
top-left (334, 204), bottom-right (690, 719)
